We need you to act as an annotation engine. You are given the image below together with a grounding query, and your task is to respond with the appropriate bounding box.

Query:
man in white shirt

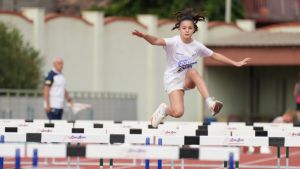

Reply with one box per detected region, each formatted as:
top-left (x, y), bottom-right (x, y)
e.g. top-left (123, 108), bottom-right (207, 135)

top-left (43, 57), bottom-right (72, 120)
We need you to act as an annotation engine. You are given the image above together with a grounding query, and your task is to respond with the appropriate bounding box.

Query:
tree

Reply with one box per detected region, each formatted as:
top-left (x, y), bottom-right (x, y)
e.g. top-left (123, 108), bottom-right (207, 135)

top-left (0, 22), bottom-right (42, 89)
top-left (203, 0), bottom-right (244, 21)
top-left (89, 0), bottom-right (244, 21)
top-left (89, 0), bottom-right (190, 18)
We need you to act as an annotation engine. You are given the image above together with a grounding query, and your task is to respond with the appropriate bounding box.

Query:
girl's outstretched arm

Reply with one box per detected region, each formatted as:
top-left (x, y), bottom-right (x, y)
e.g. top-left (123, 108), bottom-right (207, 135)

top-left (211, 52), bottom-right (251, 67)
top-left (132, 30), bottom-right (166, 46)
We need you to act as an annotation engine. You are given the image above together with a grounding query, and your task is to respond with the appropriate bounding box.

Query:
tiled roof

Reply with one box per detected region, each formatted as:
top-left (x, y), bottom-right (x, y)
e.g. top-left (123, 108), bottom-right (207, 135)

top-left (206, 31), bottom-right (300, 47)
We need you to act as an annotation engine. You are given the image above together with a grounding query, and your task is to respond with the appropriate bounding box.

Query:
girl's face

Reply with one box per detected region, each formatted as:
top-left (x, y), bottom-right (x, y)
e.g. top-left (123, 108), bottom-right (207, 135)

top-left (179, 20), bottom-right (195, 41)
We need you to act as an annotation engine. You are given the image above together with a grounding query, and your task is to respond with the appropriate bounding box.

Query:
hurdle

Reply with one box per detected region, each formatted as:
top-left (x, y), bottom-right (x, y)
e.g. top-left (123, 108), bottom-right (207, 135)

top-left (1, 120), bottom-right (300, 168)
top-left (156, 135), bottom-right (300, 169)
top-left (85, 144), bottom-right (239, 169)
top-left (86, 144), bottom-right (239, 160)
top-left (0, 142), bottom-right (239, 169)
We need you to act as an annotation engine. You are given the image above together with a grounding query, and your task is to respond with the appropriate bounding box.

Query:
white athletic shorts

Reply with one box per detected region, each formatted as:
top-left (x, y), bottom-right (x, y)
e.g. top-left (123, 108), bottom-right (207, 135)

top-left (164, 72), bottom-right (190, 94)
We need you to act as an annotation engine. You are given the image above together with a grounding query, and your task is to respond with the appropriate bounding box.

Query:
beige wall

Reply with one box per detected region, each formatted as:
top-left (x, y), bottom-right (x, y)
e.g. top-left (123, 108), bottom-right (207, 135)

top-left (104, 21), bottom-right (148, 120)
top-left (0, 12), bottom-right (33, 44)
top-left (45, 17), bottom-right (94, 91)
top-left (208, 26), bottom-right (242, 41)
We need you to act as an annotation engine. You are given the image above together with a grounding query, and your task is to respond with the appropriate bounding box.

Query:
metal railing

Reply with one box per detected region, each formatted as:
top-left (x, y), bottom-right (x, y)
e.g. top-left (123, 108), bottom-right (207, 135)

top-left (0, 89), bottom-right (137, 120)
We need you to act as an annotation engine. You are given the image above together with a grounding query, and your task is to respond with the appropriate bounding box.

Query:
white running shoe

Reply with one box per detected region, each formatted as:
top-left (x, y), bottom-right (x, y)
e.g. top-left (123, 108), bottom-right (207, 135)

top-left (208, 98), bottom-right (223, 116)
top-left (151, 103), bottom-right (167, 128)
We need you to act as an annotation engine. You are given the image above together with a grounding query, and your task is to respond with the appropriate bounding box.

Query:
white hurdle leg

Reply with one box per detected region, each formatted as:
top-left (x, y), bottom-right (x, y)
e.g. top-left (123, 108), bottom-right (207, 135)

top-left (171, 160), bottom-right (174, 169)
top-left (133, 159), bottom-right (137, 166)
top-left (67, 156), bottom-right (71, 169)
top-left (181, 159), bottom-right (184, 169)
top-left (77, 155), bottom-right (80, 169)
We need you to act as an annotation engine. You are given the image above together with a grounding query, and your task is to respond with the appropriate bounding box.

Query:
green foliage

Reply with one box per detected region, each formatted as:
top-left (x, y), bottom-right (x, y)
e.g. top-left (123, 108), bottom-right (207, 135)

top-left (89, 0), bottom-right (244, 21)
top-left (0, 22), bottom-right (42, 89)
top-left (204, 0), bottom-right (244, 21)
top-left (89, 0), bottom-right (194, 18)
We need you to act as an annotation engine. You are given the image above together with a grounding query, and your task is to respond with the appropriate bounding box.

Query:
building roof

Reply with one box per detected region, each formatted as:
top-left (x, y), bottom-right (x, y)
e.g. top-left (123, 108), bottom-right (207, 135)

top-left (206, 31), bottom-right (300, 47)
top-left (208, 21), bottom-right (242, 31)
top-left (259, 22), bottom-right (300, 31)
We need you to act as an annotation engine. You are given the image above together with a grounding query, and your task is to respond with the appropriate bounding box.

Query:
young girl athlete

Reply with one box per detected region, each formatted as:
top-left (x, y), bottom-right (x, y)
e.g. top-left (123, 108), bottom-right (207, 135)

top-left (132, 8), bottom-right (251, 127)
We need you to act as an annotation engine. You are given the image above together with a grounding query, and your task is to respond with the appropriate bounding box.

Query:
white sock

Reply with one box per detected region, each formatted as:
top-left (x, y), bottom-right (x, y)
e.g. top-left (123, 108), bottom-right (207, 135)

top-left (163, 104), bottom-right (168, 116)
top-left (160, 103), bottom-right (168, 116)
top-left (205, 97), bottom-right (214, 107)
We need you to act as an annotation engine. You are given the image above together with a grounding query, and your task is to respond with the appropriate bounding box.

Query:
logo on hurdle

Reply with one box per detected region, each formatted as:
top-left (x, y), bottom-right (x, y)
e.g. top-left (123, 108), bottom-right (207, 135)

top-left (223, 137), bottom-right (245, 145)
top-left (160, 130), bottom-right (177, 135)
top-left (122, 125), bottom-right (132, 128)
top-left (63, 134), bottom-right (87, 141)
top-left (121, 147), bottom-right (147, 158)
top-left (18, 124), bottom-right (29, 127)
top-left (40, 129), bottom-right (53, 133)
top-left (288, 132), bottom-right (300, 137)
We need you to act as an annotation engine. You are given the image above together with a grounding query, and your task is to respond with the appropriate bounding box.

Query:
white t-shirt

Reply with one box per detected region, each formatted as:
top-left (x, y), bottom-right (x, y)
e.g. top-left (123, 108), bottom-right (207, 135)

top-left (163, 35), bottom-right (213, 86)
top-left (44, 69), bottom-right (66, 109)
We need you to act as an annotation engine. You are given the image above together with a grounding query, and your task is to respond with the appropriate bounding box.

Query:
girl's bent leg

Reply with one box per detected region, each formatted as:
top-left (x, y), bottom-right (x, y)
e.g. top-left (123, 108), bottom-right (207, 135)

top-left (167, 90), bottom-right (185, 118)
top-left (185, 68), bottom-right (223, 115)
top-left (185, 68), bottom-right (209, 98)
top-left (150, 90), bottom-right (185, 127)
